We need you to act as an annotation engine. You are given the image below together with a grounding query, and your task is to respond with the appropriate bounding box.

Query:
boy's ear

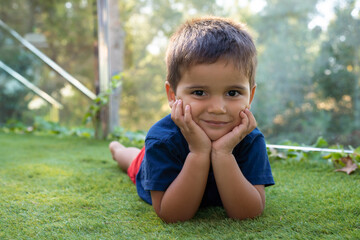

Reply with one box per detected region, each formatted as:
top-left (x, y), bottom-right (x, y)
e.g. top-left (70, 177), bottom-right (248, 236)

top-left (248, 84), bottom-right (257, 109)
top-left (165, 81), bottom-right (176, 108)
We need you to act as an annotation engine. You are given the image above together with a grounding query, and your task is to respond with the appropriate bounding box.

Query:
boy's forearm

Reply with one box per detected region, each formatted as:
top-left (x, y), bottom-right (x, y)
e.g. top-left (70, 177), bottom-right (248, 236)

top-left (152, 152), bottom-right (210, 223)
top-left (211, 151), bottom-right (264, 220)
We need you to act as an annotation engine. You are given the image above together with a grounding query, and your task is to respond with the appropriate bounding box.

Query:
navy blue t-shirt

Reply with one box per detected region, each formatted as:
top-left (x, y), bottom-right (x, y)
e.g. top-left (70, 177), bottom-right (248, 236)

top-left (136, 114), bottom-right (274, 207)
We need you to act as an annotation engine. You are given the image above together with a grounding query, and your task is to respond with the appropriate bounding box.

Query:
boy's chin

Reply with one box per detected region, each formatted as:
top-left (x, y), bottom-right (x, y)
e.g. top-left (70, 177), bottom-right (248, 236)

top-left (206, 131), bottom-right (229, 141)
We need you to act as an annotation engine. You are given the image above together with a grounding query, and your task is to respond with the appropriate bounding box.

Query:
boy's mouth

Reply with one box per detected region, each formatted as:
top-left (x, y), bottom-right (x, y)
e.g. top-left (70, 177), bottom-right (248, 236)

top-left (202, 120), bottom-right (229, 127)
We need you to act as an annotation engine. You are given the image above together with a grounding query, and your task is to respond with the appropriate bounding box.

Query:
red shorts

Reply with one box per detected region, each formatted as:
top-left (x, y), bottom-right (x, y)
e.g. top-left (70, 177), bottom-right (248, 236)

top-left (127, 146), bottom-right (145, 184)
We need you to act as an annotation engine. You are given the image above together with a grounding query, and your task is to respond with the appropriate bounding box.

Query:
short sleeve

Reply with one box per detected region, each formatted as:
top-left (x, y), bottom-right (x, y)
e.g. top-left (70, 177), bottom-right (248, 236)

top-left (142, 138), bottom-right (183, 191)
top-left (234, 132), bottom-right (275, 187)
top-left (135, 135), bottom-right (187, 205)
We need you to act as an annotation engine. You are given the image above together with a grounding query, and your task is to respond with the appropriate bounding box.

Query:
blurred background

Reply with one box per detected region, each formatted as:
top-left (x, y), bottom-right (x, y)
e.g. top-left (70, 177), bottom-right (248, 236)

top-left (0, 0), bottom-right (359, 146)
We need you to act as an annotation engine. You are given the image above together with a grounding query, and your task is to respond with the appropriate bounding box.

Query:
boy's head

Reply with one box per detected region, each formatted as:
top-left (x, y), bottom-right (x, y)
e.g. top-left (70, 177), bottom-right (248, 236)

top-left (165, 16), bottom-right (257, 92)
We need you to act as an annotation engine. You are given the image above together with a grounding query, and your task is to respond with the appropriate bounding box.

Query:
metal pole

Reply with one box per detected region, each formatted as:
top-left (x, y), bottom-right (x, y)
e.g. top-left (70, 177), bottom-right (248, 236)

top-left (0, 19), bottom-right (96, 100)
top-left (0, 60), bottom-right (63, 109)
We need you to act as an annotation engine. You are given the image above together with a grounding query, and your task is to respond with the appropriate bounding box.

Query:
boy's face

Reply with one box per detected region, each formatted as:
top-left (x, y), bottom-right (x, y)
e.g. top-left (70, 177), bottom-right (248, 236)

top-left (166, 60), bottom-right (256, 141)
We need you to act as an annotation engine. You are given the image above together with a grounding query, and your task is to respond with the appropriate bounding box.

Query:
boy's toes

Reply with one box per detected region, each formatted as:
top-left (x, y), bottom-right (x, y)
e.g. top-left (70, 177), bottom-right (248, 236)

top-left (109, 141), bottom-right (123, 159)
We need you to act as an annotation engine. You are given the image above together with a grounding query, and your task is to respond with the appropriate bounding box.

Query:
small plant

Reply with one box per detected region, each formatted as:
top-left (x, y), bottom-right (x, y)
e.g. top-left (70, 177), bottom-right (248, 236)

top-left (83, 74), bottom-right (122, 139)
top-left (323, 147), bottom-right (360, 175)
top-left (108, 126), bottom-right (145, 148)
top-left (0, 117), bottom-right (94, 138)
top-left (0, 119), bottom-right (32, 134)
top-left (33, 117), bottom-right (69, 135)
top-left (267, 137), bottom-right (329, 162)
top-left (267, 136), bottom-right (360, 174)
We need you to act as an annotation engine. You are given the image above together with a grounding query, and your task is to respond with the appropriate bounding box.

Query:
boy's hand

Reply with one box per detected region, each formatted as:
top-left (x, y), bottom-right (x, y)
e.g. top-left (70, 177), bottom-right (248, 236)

top-left (212, 109), bottom-right (257, 154)
top-left (171, 100), bottom-right (211, 153)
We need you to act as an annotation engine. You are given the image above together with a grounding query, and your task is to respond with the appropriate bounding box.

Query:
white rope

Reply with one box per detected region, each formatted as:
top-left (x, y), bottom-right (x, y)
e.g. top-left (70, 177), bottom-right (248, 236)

top-left (266, 144), bottom-right (354, 154)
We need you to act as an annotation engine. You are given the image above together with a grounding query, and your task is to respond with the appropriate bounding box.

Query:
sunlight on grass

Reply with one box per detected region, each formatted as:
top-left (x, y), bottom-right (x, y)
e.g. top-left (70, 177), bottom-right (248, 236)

top-left (0, 132), bottom-right (359, 239)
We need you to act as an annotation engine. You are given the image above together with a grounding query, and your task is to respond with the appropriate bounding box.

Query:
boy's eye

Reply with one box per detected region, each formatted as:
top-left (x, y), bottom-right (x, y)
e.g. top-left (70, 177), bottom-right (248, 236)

top-left (192, 90), bottom-right (205, 96)
top-left (227, 90), bottom-right (240, 97)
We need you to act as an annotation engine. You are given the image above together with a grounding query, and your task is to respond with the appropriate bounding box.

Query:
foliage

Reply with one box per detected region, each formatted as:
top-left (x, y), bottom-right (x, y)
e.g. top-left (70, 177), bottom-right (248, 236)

top-left (0, 36), bottom-right (43, 124)
top-left (0, 0), bottom-right (96, 126)
top-left (116, 0), bottom-right (360, 147)
top-left (82, 74), bottom-right (122, 139)
top-left (268, 136), bottom-right (360, 174)
top-left (3, 116), bottom-right (359, 174)
top-left (251, 0), bottom-right (319, 144)
top-left (108, 126), bottom-right (145, 149)
top-left (0, 117), bottom-right (93, 138)
top-left (0, 115), bottom-right (145, 147)
top-left (323, 146), bottom-right (360, 175)
top-left (1, 0), bottom-right (359, 147)
top-left (1, 133), bottom-right (359, 239)
top-left (311, 0), bottom-right (360, 146)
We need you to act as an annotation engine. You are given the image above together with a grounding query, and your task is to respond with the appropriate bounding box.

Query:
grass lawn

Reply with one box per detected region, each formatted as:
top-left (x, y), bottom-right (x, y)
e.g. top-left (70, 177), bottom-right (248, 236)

top-left (0, 132), bottom-right (359, 239)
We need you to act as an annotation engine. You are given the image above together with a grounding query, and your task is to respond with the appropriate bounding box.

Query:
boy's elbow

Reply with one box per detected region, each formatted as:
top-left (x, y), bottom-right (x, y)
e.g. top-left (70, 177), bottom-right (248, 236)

top-left (226, 202), bottom-right (265, 220)
top-left (227, 208), bottom-right (264, 220)
top-left (158, 212), bottom-right (195, 224)
top-left (155, 207), bottom-right (196, 223)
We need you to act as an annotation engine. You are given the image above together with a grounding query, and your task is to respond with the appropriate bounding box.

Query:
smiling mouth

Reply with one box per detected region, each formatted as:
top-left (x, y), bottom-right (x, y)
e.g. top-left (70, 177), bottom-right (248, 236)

top-left (202, 120), bottom-right (229, 127)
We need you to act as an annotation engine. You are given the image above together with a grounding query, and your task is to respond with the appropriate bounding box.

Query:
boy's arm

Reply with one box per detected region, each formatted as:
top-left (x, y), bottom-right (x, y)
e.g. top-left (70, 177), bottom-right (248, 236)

top-left (211, 152), bottom-right (265, 219)
top-left (151, 151), bottom-right (210, 223)
top-left (212, 109), bottom-right (265, 219)
top-left (151, 101), bottom-right (211, 223)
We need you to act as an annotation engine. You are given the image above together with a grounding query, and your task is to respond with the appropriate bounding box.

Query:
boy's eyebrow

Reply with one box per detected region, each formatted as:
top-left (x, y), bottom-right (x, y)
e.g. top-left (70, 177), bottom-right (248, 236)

top-left (185, 85), bottom-right (248, 91)
top-left (228, 85), bottom-right (248, 90)
top-left (185, 85), bottom-right (208, 89)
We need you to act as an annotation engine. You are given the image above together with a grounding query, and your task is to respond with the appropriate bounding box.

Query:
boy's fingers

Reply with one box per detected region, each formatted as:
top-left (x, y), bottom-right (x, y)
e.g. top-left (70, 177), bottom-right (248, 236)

top-left (240, 110), bottom-right (249, 127)
top-left (171, 100), bottom-right (184, 127)
top-left (234, 110), bottom-right (252, 139)
top-left (175, 100), bottom-right (183, 118)
top-left (170, 100), bottom-right (177, 118)
top-left (172, 100), bottom-right (183, 122)
top-left (240, 111), bottom-right (250, 133)
top-left (244, 108), bottom-right (257, 130)
top-left (183, 104), bottom-right (192, 125)
top-left (172, 100), bottom-right (194, 133)
top-left (183, 105), bottom-right (200, 134)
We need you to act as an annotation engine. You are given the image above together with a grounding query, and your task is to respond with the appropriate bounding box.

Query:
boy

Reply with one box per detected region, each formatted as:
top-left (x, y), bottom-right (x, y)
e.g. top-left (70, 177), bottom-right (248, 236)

top-left (109, 16), bottom-right (274, 223)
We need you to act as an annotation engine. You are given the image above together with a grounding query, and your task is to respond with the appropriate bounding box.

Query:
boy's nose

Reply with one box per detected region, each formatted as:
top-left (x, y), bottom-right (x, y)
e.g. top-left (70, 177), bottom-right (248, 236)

top-left (208, 98), bottom-right (226, 114)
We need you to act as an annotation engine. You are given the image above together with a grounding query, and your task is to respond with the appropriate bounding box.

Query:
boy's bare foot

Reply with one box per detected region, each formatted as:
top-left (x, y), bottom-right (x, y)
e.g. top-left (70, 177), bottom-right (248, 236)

top-left (109, 141), bottom-right (140, 171)
top-left (109, 141), bottom-right (125, 161)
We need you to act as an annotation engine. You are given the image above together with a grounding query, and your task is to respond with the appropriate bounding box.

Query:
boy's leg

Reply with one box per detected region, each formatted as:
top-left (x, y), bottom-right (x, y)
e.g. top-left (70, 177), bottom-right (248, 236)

top-left (109, 141), bottom-right (141, 172)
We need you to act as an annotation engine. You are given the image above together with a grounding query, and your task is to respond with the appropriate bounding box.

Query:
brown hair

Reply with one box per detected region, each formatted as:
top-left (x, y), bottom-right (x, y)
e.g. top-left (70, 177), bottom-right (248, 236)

top-left (165, 16), bottom-right (257, 92)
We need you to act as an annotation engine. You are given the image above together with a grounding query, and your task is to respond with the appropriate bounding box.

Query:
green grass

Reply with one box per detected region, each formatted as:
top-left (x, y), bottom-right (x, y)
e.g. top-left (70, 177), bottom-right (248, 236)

top-left (0, 132), bottom-right (359, 239)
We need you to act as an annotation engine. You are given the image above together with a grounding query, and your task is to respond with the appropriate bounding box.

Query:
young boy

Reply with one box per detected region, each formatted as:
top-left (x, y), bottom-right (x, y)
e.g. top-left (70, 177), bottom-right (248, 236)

top-left (109, 16), bottom-right (274, 223)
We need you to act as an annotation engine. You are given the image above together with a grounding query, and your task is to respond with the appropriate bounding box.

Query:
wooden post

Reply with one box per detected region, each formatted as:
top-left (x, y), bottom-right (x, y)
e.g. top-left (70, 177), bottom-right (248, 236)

top-left (108, 0), bottom-right (124, 133)
top-left (96, 0), bottom-right (123, 138)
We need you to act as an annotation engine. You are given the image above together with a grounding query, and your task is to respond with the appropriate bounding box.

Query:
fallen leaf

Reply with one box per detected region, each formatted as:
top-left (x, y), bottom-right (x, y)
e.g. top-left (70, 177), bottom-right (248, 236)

top-left (268, 148), bottom-right (287, 160)
top-left (335, 156), bottom-right (358, 175)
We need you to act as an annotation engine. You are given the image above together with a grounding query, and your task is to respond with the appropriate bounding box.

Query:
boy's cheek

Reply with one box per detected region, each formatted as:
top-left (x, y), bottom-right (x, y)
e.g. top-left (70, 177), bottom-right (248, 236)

top-left (187, 102), bottom-right (200, 114)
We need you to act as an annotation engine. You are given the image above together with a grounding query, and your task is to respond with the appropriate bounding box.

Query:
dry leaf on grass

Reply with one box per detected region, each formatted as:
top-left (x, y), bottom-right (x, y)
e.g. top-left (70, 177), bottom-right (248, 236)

top-left (335, 156), bottom-right (358, 175)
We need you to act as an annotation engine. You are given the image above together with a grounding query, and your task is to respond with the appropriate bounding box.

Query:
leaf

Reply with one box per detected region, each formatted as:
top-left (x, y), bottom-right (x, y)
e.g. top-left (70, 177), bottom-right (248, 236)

top-left (267, 147), bottom-right (287, 160)
top-left (313, 136), bottom-right (328, 148)
top-left (334, 156), bottom-right (358, 175)
top-left (354, 146), bottom-right (360, 155)
top-left (330, 152), bottom-right (345, 161)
